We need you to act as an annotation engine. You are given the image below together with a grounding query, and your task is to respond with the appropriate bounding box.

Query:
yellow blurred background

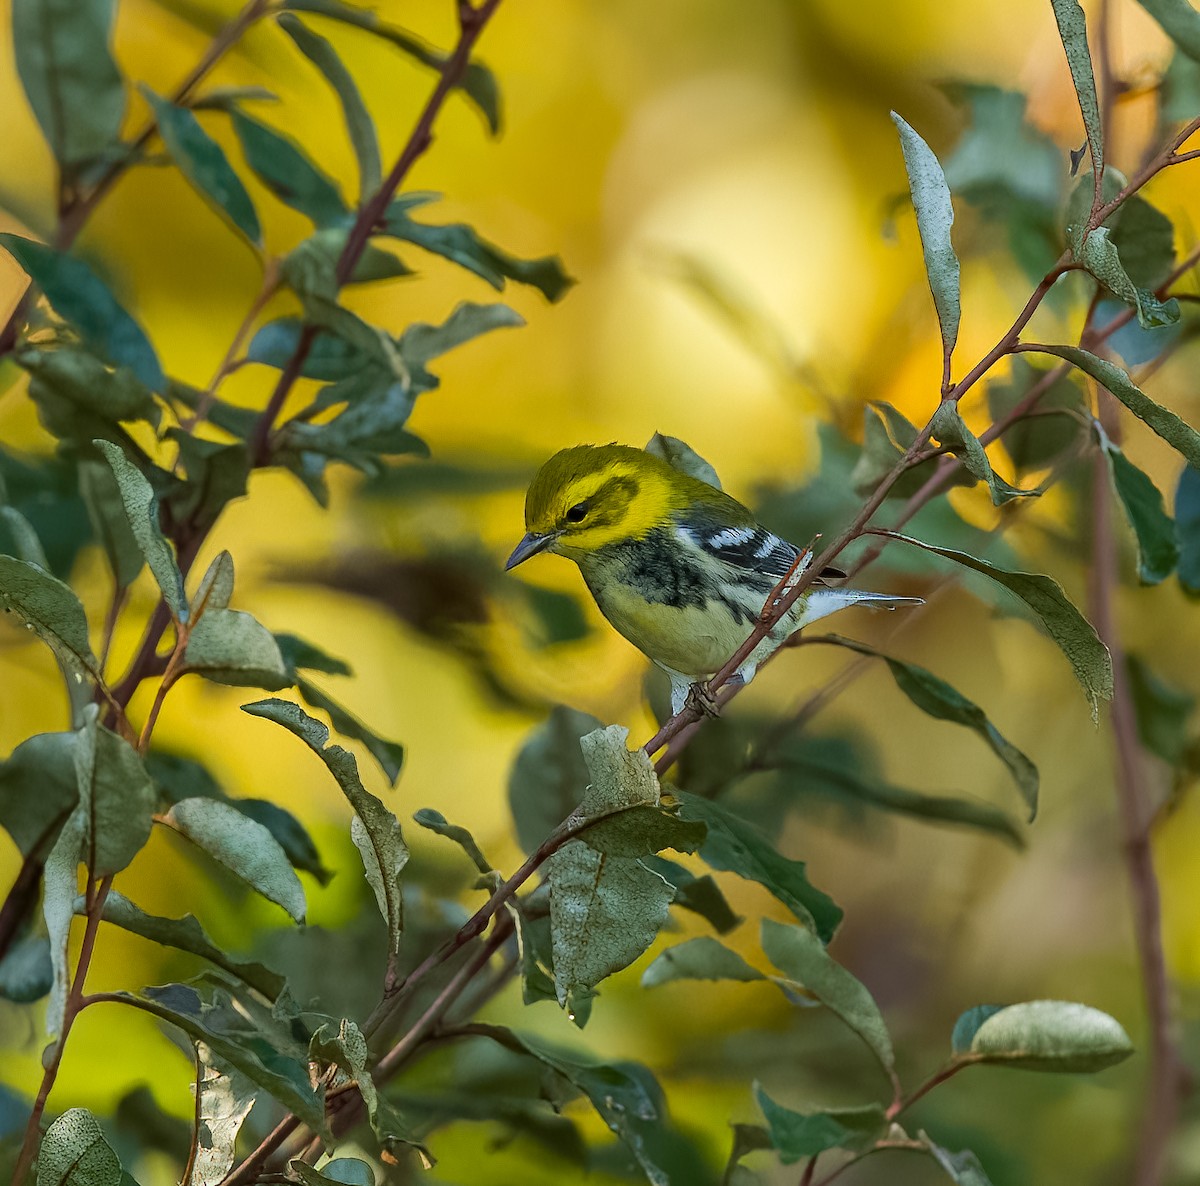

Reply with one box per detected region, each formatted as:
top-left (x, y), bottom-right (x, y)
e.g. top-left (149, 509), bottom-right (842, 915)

top-left (2, 0), bottom-right (1200, 1182)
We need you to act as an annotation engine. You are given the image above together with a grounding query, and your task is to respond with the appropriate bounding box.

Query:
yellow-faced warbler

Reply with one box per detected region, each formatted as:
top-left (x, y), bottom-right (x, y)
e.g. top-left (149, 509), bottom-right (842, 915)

top-left (506, 443), bottom-right (922, 713)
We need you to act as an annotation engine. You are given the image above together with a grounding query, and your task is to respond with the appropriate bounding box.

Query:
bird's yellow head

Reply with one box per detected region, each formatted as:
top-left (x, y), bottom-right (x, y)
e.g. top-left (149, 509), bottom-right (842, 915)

top-left (506, 444), bottom-right (693, 568)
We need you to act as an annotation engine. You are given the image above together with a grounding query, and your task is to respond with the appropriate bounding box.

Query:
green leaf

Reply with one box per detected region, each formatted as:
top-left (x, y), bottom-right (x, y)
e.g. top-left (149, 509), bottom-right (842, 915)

top-left (35, 1108), bottom-right (121, 1186)
top-left (1163, 46), bottom-right (1200, 116)
top-left (1135, 0), bottom-right (1200, 61)
top-left (241, 699), bottom-right (408, 954)
top-left (851, 403), bottom-right (974, 501)
top-left (0, 732), bottom-right (77, 859)
top-left (130, 982), bottom-right (325, 1132)
top-left (289, 1161), bottom-right (375, 1186)
top-left (1097, 429), bottom-right (1178, 584)
top-left (192, 550), bottom-right (235, 617)
top-left (277, 14), bottom-right (381, 200)
top-left (641, 857), bottom-right (740, 934)
top-left (967, 999), bottom-right (1134, 1072)
top-left (920, 1135), bottom-right (996, 1186)
top-left (1049, 0), bottom-right (1103, 181)
top-left (43, 799), bottom-right (85, 1036)
top-left (1177, 465), bottom-right (1200, 594)
top-left (91, 890), bottom-right (284, 999)
top-left (310, 1018), bottom-right (379, 1125)
top-left (78, 459), bottom-right (143, 589)
top-left (16, 347), bottom-right (161, 428)
top-left (279, 0), bottom-right (502, 133)
top-left (383, 200), bottom-right (574, 301)
top-left (931, 401), bottom-right (1034, 505)
top-left (1109, 196), bottom-right (1177, 290)
top-left (508, 706), bottom-right (602, 854)
top-left (183, 609), bottom-right (290, 690)
top-left (413, 808), bottom-right (494, 876)
top-left (1126, 654), bottom-right (1195, 765)
top-left (168, 433), bottom-right (250, 534)
top-left (0, 553), bottom-right (98, 686)
top-left (274, 632), bottom-right (351, 676)
top-left (986, 358), bottom-right (1086, 473)
top-left (951, 1004), bottom-right (1006, 1054)
top-left (12, 0), bottom-right (124, 172)
top-left (95, 440), bottom-right (187, 620)
top-left (1027, 345), bottom-right (1200, 469)
top-left (0, 237), bottom-right (164, 390)
top-left (644, 433), bottom-right (722, 489)
top-left (1070, 225), bottom-right (1180, 330)
top-left (891, 112), bottom-right (960, 368)
top-left (189, 1044), bottom-right (257, 1186)
top-left (163, 798), bottom-right (307, 923)
top-left (477, 1026), bottom-right (675, 1186)
top-left (141, 88), bottom-right (262, 247)
top-left (547, 840), bottom-right (673, 1025)
top-left (722, 1123), bottom-right (772, 1186)
top-left (811, 635), bottom-right (1039, 820)
top-left (229, 109), bottom-right (349, 227)
top-left (870, 530), bottom-right (1113, 716)
top-left (641, 937), bottom-right (764, 988)
top-left (676, 791), bottom-right (842, 943)
top-left (293, 675), bottom-right (404, 785)
top-left (760, 919), bottom-right (895, 1078)
top-left (0, 933), bottom-right (53, 1003)
top-left (578, 805), bottom-right (707, 859)
top-left (753, 1086), bottom-right (886, 1163)
top-left (398, 300), bottom-right (525, 369)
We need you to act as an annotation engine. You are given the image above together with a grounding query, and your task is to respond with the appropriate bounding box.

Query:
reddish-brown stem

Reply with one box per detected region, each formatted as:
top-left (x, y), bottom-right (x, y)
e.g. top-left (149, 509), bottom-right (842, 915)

top-left (1089, 394), bottom-right (1185, 1186)
top-left (1089, 116), bottom-right (1200, 230)
top-left (10, 875), bottom-right (116, 1186)
top-left (247, 0), bottom-right (504, 465)
top-left (218, 1114), bottom-right (303, 1186)
top-left (886, 1057), bottom-right (977, 1120)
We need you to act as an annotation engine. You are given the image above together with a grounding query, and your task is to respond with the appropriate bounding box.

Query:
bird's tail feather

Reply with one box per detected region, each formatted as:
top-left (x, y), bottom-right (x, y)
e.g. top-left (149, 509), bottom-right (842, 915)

top-left (793, 588), bottom-right (924, 630)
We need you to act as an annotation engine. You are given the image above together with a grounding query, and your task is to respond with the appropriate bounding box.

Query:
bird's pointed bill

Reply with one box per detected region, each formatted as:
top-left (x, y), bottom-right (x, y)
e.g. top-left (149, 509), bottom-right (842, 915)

top-left (506, 531), bottom-right (557, 570)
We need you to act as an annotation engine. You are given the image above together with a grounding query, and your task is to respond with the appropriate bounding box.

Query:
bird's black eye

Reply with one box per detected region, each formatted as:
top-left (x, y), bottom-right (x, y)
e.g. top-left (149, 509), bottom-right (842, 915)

top-left (565, 502), bottom-right (588, 523)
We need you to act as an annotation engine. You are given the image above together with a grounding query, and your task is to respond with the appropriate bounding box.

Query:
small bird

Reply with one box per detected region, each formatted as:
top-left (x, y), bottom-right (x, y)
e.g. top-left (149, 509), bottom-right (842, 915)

top-left (506, 443), bottom-right (922, 715)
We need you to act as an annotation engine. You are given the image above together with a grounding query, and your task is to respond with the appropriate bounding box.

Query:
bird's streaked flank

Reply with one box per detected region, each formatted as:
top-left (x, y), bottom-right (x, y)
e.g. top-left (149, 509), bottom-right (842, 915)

top-left (506, 443), bottom-right (923, 713)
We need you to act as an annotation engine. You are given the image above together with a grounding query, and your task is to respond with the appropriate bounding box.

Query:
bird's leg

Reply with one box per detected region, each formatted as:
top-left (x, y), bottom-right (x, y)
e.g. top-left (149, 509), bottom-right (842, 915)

top-left (683, 680), bottom-right (722, 718)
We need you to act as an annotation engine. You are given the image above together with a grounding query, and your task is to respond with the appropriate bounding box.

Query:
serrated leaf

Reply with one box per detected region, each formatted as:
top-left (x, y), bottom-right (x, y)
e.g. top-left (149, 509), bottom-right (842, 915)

top-left (547, 840), bottom-right (674, 1024)
top-left (644, 433), bottom-right (722, 489)
top-left (90, 890), bottom-right (283, 999)
top-left (35, 1108), bottom-right (121, 1186)
top-left (79, 459), bottom-right (143, 589)
top-left (1029, 345), bottom-right (1200, 470)
top-left (676, 791), bottom-right (842, 943)
top-left (189, 1044), bottom-right (257, 1186)
top-left (812, 635), bottom-right (1038, 820)
top-left (1050, 0), bottom-right (1103, 184)
top-left (761, 919), bottom-right (894, 1078)
top-left (229, 109), bottom-right (349, 227)
top-left (183, 608), bottom-right (290, 690)
top-left (0, 237), bottom-right (164, 389)
top-left (95, 440), bottom-right (187, 619)
top-left (967, 999), bottom-right (1133, 1072)
top-left (0, 933), bottom-right (53, 1003)
top-left (383, 200), bottom-right (573, 301)
top-left (508, 706), bottom-right (603, 854)
top-left (242, 699), bottom-right (408, 953)
top-left (13, 0), bottom-right (124, 172)
top-left (872, 530), bottom-right (1113, 715)
top-left (754, 1086), bottom-right (886, 1163)
top-left (641, 937), bottom-right (764, 988)
top-left (277, 14), bottom-right (381, 200)
top-left (163, 798), bottom-right (307, 922)
top-left (142, 88), bottom-right (262, 246)
top-left (931, 400), bottom-right (1034, 505)
top-left (1097, 431), bottom-right (1178, 584)
top-left (951, 1004), bottom-right (1006, 1054)
top-left (891, 112), bottom-right (960, 369)
top-left (1135, 0), bottom-right (1200, 62)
